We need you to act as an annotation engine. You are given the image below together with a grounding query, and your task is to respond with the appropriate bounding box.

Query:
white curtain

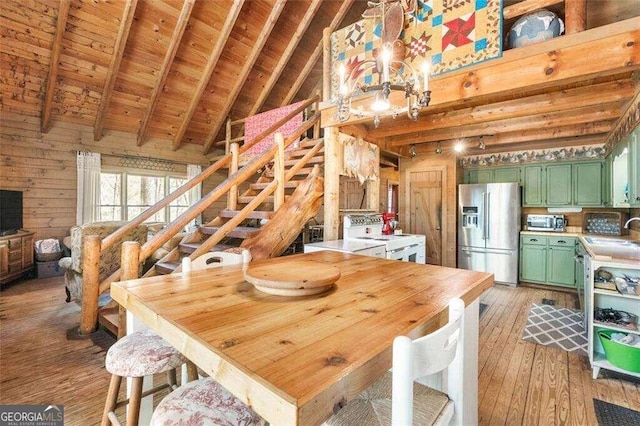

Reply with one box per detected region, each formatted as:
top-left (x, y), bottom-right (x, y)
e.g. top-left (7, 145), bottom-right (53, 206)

top-left (187, 164), bottom-right (202, 230)
top-left (76, 151), bottom-right (101, 225)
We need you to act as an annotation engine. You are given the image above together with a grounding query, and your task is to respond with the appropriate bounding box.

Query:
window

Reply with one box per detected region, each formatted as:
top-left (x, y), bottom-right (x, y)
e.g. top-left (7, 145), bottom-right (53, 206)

top-left (100, 172), bottom-right (189, 223)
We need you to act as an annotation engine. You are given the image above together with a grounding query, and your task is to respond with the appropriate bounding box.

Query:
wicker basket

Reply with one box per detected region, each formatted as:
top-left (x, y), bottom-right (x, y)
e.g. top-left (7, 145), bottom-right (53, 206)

top-left (35, 251), bottom-right (62, 262)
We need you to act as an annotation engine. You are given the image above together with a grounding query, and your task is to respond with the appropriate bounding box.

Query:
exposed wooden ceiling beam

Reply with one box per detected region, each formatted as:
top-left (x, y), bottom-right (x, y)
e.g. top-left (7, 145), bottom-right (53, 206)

top-left (171, 0), bottom-right (245, 151)
top-left (93, 0), bottom-right (139, 141)
top-left (389, 101), bottom-right (624, 146)
top-left (249, 0), bottom-right (323, 116)
top-left (322, 18), bottom-right (640, 128)
top-left (201, 0), bottom-right (287, 154)
top-left (137, 0), bottom-right (195, 146)
top-left (41, 0), bottom-right (70, 133)
top-left (369, 79), bottom-right (634, 138)
top-left (281, 0), bottom-right (356, 106)
top-left (503, 0), bottom-right (563, 20)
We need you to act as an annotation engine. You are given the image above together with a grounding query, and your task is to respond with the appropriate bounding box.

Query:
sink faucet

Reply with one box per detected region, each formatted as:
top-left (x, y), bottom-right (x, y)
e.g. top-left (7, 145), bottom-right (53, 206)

top-left (624, 217), bottom-right (640, 228)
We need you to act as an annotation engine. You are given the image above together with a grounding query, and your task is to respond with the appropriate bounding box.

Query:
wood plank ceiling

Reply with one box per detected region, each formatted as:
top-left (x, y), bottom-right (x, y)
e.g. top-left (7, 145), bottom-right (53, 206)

top-left (1, 0), bottom-right (638, 156)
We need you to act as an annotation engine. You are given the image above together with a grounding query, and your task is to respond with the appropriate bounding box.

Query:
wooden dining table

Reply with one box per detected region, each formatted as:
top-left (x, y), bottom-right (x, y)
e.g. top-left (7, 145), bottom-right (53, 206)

top-left (111, 251), bottom-right (493, 425)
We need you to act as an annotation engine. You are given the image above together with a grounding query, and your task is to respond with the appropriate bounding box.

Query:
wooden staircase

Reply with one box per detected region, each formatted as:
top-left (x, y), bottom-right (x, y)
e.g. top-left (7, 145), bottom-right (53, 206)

top-left (81, 95), bottom-right (325, 337)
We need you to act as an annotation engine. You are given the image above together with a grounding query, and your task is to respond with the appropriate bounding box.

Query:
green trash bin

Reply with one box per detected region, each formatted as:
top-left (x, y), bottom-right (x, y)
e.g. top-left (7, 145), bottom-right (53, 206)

top-left (597, 330), bottom-right (640, 373)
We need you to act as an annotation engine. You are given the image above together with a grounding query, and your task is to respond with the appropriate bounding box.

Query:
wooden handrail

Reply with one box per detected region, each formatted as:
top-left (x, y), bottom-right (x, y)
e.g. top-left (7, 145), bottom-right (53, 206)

top-left (83, 96), bottom-right (323, 334)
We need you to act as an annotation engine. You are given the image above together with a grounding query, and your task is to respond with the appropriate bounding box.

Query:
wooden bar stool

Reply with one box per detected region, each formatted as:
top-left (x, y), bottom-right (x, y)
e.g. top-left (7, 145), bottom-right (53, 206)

top-left (101, 329), bottom-right (188, 426)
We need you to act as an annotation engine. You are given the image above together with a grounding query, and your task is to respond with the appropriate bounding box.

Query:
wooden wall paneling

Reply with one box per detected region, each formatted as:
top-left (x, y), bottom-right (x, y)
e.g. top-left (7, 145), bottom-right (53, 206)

top-left (0, 110), bottom-right (209, 241)
top-left (137, 0), bottom-right (195, 146)
top-left (171, 0), bottom-right (245, 150)
top-left (42, 0), bottom-right (70, 133)
top-left (93, 0), bottom-right (139, 141)
top-left (200, 0), bottom-right (287, 154)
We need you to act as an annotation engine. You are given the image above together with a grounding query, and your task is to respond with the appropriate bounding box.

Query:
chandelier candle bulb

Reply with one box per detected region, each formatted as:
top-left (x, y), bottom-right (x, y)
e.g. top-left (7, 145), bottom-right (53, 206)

top-left (422, 62), bottom-right (430, 91)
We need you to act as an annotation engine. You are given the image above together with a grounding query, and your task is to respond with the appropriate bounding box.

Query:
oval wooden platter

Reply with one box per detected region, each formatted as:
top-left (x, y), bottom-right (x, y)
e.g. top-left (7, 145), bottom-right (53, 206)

top-left (244, 260), bottom-right (341, 296)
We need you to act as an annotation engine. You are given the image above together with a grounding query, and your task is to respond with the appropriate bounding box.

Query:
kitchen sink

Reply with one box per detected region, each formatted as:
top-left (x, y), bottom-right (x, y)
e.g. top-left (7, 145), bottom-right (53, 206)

top-left (584, 237), bottom-right (640, 261)
top-left (584, 237), bottom-right (640, 247)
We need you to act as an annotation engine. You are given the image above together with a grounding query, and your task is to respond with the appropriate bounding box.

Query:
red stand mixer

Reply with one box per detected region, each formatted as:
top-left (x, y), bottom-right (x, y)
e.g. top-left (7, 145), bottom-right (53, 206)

top-left (382, 212), bottom-right (398, 235)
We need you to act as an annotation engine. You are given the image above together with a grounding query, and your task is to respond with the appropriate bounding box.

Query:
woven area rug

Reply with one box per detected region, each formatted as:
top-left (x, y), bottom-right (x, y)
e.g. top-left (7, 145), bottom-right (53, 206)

top-left (521, 303), bottom-right (588, 356)
top-left (594, 399), bottom-right (640, 425)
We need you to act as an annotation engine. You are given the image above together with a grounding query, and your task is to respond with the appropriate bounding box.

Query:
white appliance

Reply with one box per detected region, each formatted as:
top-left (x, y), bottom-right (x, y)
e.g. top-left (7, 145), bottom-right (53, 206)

top-left (304, 239), bottom-right (386, 258)
top-left (458, 183), bottom-right (521, 286)
top-left (342, 214), bottom-right (426, 263)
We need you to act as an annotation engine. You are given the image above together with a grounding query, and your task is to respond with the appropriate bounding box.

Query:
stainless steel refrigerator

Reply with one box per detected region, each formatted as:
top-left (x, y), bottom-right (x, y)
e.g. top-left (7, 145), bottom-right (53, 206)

top-left (458, 183), bottom-right (521, 285)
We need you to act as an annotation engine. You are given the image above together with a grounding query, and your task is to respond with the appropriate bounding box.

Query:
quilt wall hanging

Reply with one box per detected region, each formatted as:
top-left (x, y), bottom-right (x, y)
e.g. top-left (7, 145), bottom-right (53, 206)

top-left (240, 101), bottom-right (304, 164)
top-left (340, 133), bottom-right (379, 184)
top-left (329, 0), bottom-right (503, 101)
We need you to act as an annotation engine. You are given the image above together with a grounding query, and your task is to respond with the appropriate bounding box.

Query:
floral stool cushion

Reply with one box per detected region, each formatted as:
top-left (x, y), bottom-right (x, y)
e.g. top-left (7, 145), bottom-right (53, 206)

top-left (106, 329), bottom-right (186, 377)
top-left (151, 377), bottom-right (266, 426)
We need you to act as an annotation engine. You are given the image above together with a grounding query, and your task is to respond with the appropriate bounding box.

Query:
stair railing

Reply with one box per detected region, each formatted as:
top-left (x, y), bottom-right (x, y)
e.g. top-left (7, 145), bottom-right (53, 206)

top-left (79, 95), bottom-right (319, 334)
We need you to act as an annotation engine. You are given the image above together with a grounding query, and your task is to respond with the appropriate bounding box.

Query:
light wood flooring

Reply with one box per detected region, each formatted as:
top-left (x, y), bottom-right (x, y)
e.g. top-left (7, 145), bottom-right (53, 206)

top-left (1, 276), bottom-right (639, 425)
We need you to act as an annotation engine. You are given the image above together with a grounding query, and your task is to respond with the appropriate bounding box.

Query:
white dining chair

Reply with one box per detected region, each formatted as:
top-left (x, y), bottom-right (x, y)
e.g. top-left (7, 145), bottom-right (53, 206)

top-left (183, 249), bottom-right (252, 272)
top-left (324, 297), bottom-right (465, 426)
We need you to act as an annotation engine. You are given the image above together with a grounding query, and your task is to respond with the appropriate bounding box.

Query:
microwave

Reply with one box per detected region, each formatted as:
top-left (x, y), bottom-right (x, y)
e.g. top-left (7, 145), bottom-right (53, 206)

top-left (526, 214), bottom-right (566, 232)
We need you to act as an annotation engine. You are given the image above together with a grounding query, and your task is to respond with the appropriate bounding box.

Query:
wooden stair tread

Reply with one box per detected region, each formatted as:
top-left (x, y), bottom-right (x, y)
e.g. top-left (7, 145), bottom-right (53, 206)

top-left (283, 155), bottom-right (323, 167)
top-left (218, 209), bottom-right (274, 219)
top-left (155, 261), bottom-right (179, 275)
top-left (199, 225), bottom-right (261, 239)
top-left (179, 242), bottom-right (237, 253)
top-left (249, 181), bottom-right (300, 190)
top-left (265, 167), bottom-right (316, 177)
top-left (237, 195), bottom-right (276, 204)
top-left (98, 307), bottom-right (119, 336)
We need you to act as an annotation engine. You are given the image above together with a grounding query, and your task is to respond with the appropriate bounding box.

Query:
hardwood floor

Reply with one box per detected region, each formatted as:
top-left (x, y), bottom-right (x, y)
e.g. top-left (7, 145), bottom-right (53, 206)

top-left (1, 276), bottom-right (638, 425)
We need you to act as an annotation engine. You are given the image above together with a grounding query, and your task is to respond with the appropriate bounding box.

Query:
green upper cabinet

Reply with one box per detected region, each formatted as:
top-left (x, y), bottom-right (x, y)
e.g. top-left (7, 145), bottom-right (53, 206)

top-left (546, 164), bottom-right (572, 206)
top-left (602, 154), bottom-right (612, 207)
top-left (629, 126), bottom-right (640, 207)
top-left (522, 165), bottom-right (545, 206)
top-left (493, 167), bottom-right (521, 183)
top-left (574, 162), bottom-right (603, 206)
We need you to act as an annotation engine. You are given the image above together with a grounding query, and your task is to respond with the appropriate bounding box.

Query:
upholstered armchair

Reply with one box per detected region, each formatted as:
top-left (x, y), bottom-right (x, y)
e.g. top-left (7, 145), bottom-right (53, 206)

top-left (59, 221), bottom-right (148, 303)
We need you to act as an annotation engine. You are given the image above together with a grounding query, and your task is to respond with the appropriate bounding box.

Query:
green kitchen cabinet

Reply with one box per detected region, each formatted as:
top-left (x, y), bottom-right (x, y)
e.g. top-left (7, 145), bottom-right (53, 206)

top-left (545, 164), bottom-right (572, 206)
top-left (493, 167), bottom-right (521, 183)
top-left (522, 166), bottom-right (545, 206)
top-left (520, 243), bottom-right (547, 283)
top-left (574, 162), bottom-right (603, 206)
top-left (629, 127), bottom-right (640, 207)
top-left (465, 169), bottom-right (493, 184)
top-left (520, 235), bottom-right (576, 288)
top-left (602, 154), bottom-right (612, 206)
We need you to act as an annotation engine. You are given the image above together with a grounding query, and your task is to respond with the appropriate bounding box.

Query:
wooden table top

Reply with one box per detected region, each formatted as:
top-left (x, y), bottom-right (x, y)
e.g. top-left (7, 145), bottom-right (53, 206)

top-left (111, 251), bottom-right (493, 425)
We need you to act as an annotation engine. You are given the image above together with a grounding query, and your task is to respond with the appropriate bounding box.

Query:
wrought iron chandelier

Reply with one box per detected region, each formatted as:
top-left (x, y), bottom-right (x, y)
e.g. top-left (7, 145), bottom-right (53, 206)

top-left (335, 42), bottom-right (431, 128)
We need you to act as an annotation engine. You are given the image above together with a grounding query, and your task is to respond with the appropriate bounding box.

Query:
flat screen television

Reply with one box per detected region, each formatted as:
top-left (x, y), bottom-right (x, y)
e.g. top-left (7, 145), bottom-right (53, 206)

top-left (0, 190), bottom-right (23, 235)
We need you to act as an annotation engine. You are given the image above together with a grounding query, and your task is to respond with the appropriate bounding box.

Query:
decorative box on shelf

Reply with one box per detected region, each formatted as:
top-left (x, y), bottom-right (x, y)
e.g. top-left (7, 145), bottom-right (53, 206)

top-left (583, 211), bottom-right (629, 236)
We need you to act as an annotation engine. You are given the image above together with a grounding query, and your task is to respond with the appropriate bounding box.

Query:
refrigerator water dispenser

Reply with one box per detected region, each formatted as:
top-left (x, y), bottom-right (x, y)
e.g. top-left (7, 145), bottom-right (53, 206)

top-left (462, 207), bottom-right (479, 228)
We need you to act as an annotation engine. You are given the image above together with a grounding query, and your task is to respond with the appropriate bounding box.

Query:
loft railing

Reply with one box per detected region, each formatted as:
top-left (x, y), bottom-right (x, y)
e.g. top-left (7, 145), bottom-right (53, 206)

top-left (79, 94), bottom-right (322, 334)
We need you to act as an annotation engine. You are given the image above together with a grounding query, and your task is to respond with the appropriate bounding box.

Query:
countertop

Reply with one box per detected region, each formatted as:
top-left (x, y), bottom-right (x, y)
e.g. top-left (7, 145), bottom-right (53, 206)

top-left (520, 230), bottom-right (639, 265)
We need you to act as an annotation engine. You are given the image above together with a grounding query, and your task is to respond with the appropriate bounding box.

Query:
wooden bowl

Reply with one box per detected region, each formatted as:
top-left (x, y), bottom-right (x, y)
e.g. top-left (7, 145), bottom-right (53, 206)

top-left (244, 260), bottom-right (340, 296)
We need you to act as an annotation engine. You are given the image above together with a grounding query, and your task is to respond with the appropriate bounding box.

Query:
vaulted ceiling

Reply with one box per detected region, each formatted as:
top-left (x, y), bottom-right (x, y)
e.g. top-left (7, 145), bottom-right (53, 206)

top-left (1, 0), bottom-right (639, 157)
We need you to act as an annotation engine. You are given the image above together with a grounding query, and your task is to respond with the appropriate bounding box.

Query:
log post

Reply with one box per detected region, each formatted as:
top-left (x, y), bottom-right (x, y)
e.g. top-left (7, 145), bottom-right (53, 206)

top-left (323, 27), bottom-right (332, 103)
top-left (227, 142), bottom-right (239, 210)
top-left (118, 241), bottom-right (140, 339)
top-left (365, 144), bottom-right (381, 210)
top-left (323, 127), bottom-right (340, 240)
top-left (274, 133), bottom-right (285, 210)
top-left (565, 0), bottom-right (587, 34)
top-left (79, 235), bottom-right (101, 334)
top-left (314, 89), bottom-right (321, 139)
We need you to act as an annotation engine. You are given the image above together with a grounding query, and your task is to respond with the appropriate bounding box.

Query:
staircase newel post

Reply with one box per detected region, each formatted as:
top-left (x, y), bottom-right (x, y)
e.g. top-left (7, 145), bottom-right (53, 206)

top-left (228, 142), bottom-right (239, 210)
top-left (274, 132), bottom-right (285, 211)
top-left (225, 117), bottom-right (232, 154)
top-left (79, 234), bottom-right (101, 335)
top-left (118, 241), bottom-right (141, 339)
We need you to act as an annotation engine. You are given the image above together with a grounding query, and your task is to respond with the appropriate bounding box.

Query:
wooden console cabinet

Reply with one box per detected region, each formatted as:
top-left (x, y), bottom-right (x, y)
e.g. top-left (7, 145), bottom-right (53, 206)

top-left (0, 231), bottom-right (34, 285)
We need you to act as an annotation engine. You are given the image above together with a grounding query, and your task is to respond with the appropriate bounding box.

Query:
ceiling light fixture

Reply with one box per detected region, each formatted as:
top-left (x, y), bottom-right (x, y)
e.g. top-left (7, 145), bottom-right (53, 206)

top-left (478, 136), bottom-right (486, 150)
top-left (410, 144), bottom-right (417, 158)
top-left (454, 142), bottom-right (465, 153)
top-left (435, 142), bottom-right (443, 154)
top-left (335, 7), bottom-right (431, 128)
